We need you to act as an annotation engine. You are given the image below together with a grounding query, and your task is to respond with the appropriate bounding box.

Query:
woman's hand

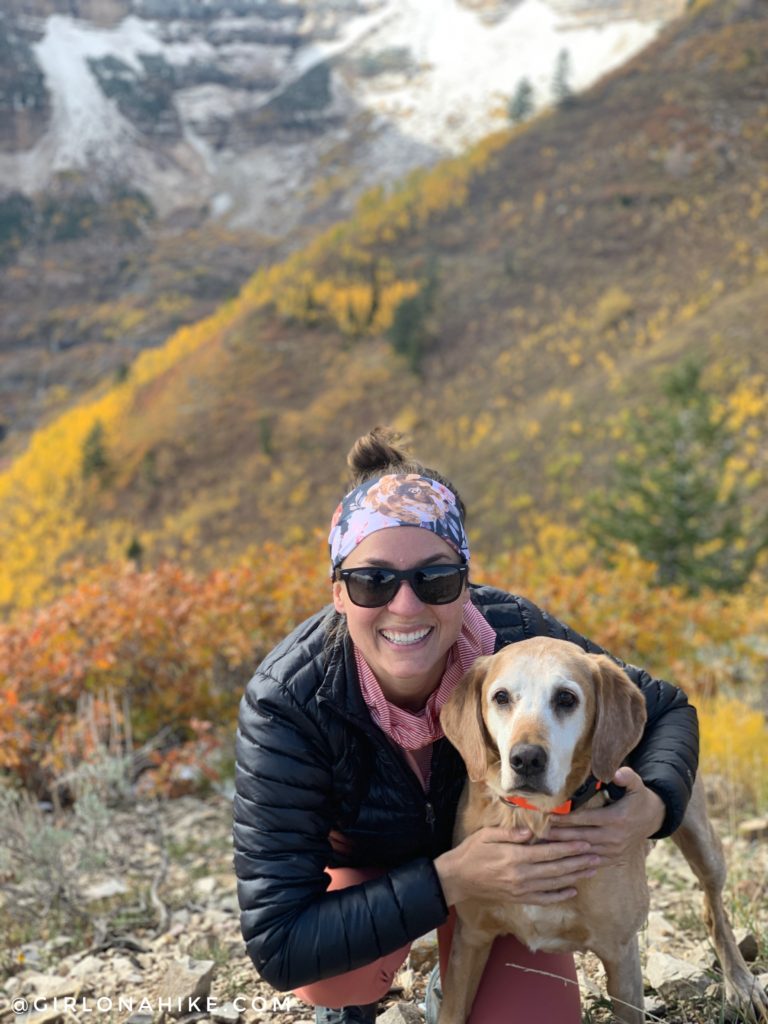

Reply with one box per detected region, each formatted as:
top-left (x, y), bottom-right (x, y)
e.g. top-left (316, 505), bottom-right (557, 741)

top-left (546, 767), bottom-right (666, 863)
top-left (434, 827), bottom-right (601, 908)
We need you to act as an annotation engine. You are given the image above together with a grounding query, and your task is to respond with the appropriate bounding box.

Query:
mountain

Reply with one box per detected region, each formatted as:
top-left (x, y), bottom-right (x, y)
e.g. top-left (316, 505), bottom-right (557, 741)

top-left (0, 0), bottom-right (685, 462)
top-left (1, 0), bottom-right (767, 612)
top-left (1, 0), bottom-right (684, 231)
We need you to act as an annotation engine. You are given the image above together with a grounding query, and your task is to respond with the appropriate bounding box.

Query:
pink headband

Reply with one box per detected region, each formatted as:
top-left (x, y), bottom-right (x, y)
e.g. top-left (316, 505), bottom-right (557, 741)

top-left (328, 473), bottom-right (470, 572)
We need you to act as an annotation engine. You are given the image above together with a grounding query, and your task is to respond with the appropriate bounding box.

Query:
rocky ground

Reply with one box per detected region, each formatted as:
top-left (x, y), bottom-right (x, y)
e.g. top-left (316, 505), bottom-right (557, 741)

top-left (0, 793), bottom-right (766, 1024)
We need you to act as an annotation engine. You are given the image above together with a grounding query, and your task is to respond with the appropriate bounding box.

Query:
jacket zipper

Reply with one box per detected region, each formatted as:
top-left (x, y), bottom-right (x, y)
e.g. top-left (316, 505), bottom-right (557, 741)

top-left (425, 800), bottom-right (436, 830)
top-left (320, 673), bottom-right (441, 839)
top-left (343, 710), bottom-right (439, 837)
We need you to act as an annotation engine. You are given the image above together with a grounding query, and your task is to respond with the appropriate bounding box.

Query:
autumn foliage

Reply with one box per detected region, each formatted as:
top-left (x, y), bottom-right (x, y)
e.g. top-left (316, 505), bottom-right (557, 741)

top-left (2, 529), bottom-right (766, 807)
top-left (0, 543), bottom-right (329, 797)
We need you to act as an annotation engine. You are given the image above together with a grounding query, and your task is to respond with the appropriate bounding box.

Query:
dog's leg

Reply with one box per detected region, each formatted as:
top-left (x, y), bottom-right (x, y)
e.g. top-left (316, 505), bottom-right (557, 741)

top-left (438, 918), bottom-right (493, 1024)
top-left (672, 775), bottom-right (768, 1023)
top-left (600, 934), bottom-right (645, 1024)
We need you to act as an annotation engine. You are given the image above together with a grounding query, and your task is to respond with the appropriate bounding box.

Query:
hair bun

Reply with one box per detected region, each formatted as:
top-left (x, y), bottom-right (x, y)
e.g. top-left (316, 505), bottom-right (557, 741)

top-left (346, 426), bottom-right (411, 482)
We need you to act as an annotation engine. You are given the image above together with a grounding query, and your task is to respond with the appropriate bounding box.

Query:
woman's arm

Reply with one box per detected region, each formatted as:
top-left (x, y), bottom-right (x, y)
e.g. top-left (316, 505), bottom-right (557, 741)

top-left (233, 669), bottom-right (448, 992)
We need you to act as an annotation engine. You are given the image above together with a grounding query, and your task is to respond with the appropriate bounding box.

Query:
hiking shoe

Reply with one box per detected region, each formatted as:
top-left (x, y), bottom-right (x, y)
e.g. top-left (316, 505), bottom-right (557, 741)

top-left (315, 1003), bottom-right (378, 1024)
top-left (424, 964), bottom-right (442, 1024)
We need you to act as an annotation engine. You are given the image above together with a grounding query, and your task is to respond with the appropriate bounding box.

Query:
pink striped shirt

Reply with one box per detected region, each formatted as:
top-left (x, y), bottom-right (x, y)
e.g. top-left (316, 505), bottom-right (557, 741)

top-left (354, 602), bottom-right (497, 789)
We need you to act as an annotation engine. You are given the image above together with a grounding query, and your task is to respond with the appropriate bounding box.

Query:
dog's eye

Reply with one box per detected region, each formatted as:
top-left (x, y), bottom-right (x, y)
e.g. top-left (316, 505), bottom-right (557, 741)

top-left (491, 690), bottom-right (510, 707)
top-left (554, 689), bottom-right (578, 709)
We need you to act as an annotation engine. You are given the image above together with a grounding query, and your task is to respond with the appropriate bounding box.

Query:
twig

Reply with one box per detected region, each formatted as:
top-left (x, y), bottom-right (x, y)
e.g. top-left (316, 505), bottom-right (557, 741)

top-left (149, 816), bottom-right (170, 935)
top-left (503, 960), bottom-right (666, 1023)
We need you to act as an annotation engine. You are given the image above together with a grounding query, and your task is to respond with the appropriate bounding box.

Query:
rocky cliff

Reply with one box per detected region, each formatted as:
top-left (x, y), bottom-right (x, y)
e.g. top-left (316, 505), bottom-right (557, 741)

top-left (0, 0), bottom-right (685, 234)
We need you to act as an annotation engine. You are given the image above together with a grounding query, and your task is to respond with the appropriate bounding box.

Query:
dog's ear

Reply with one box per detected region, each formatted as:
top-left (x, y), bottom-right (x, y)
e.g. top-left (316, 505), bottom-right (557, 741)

top-left (589, 654), bottom-right (647, 782)
top-left (440, 656), bottom-right (493, 782)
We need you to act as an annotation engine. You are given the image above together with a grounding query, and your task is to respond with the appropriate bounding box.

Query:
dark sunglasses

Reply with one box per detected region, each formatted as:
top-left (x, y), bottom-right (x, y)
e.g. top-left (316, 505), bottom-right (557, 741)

top-left (335, 563), bottom-right (468, 608)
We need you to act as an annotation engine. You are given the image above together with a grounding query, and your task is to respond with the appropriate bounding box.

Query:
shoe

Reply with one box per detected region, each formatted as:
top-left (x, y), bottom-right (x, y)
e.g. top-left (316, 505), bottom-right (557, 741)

top-left (315, 1003), bottom-right (378, 1024)
top-left (424, 964), bottom-right (442, 1024)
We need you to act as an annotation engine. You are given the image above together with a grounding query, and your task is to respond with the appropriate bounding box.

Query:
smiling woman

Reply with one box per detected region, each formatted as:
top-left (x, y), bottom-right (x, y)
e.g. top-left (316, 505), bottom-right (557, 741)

top-left (233, 426), bottom-right (699, 1024)
top-left (332, 528), bottom-right (470, 710)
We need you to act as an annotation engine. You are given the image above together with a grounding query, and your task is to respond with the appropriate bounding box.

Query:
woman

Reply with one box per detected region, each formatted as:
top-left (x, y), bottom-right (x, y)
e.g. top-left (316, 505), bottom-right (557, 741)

top-left (233, 427), bottom-right (699, 1024)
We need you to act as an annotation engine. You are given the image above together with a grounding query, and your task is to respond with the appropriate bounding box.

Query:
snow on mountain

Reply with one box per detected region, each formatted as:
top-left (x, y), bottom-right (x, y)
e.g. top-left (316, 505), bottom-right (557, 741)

top-left (338, 0), bottom-right (660, 151)
top-left (34, 17), bottom-right (159, 169)
top-left (0, 0), bottom-right (685, 234)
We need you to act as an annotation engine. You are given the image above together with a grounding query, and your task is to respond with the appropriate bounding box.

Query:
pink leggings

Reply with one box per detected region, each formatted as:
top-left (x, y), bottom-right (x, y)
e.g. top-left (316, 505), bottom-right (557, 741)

top-left (293, 867), bottom-right (581, 1023)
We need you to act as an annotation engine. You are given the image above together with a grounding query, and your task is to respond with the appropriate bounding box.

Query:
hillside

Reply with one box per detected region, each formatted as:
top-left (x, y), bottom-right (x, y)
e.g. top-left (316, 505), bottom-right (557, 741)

top-left (1, 0), bottom-right (767, 610)
top-left (0, 0), bottom-right (685, 460)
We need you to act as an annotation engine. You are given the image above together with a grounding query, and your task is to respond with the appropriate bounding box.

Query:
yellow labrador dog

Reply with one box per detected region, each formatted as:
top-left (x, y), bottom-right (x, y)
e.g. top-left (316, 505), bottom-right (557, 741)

top-left (439, 636), bottom-right (768, 1024)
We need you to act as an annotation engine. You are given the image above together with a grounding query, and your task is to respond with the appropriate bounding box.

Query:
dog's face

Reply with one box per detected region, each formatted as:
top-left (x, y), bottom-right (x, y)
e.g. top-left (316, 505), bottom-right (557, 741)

top-left (484, 642), bottom-right (593, 799)
top-left (441, 637), bottom-right (647, 810)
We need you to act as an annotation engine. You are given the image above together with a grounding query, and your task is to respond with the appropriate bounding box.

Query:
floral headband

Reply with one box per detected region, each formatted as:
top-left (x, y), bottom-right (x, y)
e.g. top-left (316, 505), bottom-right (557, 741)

top-left (328, 473), bottom-right (470, 572)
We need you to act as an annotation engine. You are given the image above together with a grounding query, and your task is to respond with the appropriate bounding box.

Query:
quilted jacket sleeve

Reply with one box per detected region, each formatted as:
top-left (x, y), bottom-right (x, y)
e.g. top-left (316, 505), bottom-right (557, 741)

top-left (534, 601), bottom-right (699, 839)
top-left (233, 661), bottom-right (448, 992)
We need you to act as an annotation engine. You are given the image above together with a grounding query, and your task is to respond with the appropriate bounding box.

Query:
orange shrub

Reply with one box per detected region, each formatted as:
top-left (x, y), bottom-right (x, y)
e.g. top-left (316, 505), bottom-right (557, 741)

top-left (2, 527), bottom-right (766, 803)
top-left (0, 542), bottom-right (329, 795)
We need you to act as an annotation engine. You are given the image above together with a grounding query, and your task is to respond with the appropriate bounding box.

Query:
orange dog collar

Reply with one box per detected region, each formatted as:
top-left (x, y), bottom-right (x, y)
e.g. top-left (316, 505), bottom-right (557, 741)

top-left (501, 775), bottom-right (625, 815)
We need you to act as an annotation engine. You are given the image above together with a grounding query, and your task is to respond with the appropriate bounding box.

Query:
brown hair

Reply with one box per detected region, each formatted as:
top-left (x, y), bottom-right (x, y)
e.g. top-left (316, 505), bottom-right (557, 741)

top-left (344, 426), bottom-right (467, 524)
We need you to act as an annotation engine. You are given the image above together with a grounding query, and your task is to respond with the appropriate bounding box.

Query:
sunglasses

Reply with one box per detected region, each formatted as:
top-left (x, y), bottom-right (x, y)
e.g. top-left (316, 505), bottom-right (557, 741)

top-left (335, 563), bottom-right (468, 608)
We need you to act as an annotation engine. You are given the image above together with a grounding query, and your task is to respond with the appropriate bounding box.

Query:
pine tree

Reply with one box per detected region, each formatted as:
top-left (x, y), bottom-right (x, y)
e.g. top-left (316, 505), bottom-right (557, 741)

top-left (552, 49), bottom-right (573, 107)
top-left (388, 259), bottom-right (438, 375)
top-left (590, 358), bottom-right (768, 593)
top-left (509, 78), bottom-right (535, 124)
top-left (81, 420), bottom-right (110, 482)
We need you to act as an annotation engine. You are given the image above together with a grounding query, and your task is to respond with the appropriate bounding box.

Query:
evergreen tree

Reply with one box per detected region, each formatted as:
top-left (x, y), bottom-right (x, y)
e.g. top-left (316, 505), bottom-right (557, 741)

top-left (590, 358), bottom-right (768, 593)
top-left (509, 77), bottom-right (535, 124)
top-left (552, 48), bottom-right (573, 107)
top-left (388, 259), bottom-right (438, 375)
top-left (81, 420), bottom-right (110, 482)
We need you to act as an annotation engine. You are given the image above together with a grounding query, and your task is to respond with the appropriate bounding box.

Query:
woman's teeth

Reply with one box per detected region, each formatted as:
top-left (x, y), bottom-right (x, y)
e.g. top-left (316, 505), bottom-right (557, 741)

top-left (381, 627), bottom-right (432, 646)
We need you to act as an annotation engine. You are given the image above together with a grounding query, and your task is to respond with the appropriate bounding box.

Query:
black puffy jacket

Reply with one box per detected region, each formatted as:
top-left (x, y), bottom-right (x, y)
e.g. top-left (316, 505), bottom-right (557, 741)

top-left (233, 584), bottom-right (698, 992)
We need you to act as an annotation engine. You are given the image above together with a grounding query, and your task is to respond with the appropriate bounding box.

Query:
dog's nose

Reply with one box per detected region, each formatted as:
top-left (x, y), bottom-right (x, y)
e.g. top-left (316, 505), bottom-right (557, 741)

top-left (509, 743), bottom-right (548, 778)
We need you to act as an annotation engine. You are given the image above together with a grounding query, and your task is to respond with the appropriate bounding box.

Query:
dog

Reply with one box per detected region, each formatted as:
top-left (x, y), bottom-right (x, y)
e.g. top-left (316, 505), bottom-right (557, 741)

top-left (438, 636), bottom-right (768, 1024)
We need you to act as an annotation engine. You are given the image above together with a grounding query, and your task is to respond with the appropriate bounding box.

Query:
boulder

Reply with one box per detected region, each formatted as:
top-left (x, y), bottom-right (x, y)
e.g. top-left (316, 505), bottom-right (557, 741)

top-left (645, 951), bottom-right (711, 1001)
top-left (156, 957), bottom-right (216, 1017)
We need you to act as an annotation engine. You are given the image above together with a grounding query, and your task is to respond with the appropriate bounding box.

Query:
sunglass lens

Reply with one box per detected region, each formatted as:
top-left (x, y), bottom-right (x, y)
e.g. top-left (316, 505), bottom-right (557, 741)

top-left (414, 567), bottom-right (463, 604)
top-left (346, 569), bottom-right (398, 607)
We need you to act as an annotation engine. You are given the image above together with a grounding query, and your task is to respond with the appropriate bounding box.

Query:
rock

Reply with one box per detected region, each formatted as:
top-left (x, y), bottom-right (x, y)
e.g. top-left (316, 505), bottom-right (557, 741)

top-left (82, 877), bottom-right (129, 901)
top-left (392, 965), bottom-right (415, 1000)
top-left (19, 943), bottom-right (44, 968)
top-left (217, 894), bottom-right (240, 915)
top-left (734, 928), bottom-right (759, 962)
top-left (645, 910), bottom-right (677, 944)
top-left (738, 817), bottom-right (768, 841)
top-left (376, 1002), bottom-right (423, 1024)
top-left (645, 951), bottom-right (711, 1000)
top-left (21, 973), bottom-right (84, 999)
top-left (193, 876), bottom-right (219, 898)
top-left (67, 954), bottom-right (105, 979)
top-left (156, 957), bottom-right (216, 1017)
top-left (643, 993), bottom-right (666, 1017)
top-left (16, 1005), bottom-right (65, 1024)
top-left (210, 1003), bottom-right (242, 1023)
top-left (110, 954), bottom-right (143, 980)
top-left (409, 930), bottom-right (438, 972)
